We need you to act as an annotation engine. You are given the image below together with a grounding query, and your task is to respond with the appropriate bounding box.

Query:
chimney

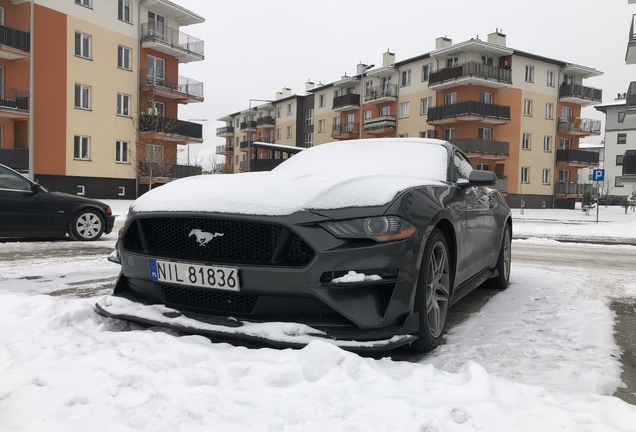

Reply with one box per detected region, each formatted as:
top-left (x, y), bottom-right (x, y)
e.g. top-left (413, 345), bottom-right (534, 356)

top-left (275, 87), bottom-right (292, 100)
top-left (305, 80), bottom-right (315, 92)
top-left (382, 49), bottom-right (395, 67)
top-left (356, 63), bottom-right (370, 75)
top-left (435, 37), bottom-right (452, 50)
top-left (487, 29), bottom-right (506, 47)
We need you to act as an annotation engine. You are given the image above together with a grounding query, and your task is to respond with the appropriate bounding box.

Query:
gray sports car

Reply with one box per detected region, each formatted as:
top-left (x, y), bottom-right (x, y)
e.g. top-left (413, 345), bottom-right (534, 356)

top-left (96, 138), bottom-right (511, 352)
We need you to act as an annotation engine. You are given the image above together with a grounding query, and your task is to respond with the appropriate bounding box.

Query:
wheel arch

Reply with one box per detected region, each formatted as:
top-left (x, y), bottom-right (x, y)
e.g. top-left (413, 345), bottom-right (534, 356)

top-left (431, 217), bottom-right (457, 294)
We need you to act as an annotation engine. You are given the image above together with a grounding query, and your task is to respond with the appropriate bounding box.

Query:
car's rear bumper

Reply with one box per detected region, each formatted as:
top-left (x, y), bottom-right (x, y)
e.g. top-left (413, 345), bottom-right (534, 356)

top-left (94, 294), bottom-right (418, 351)
top-left (104, 215), bottom-right (115, 235)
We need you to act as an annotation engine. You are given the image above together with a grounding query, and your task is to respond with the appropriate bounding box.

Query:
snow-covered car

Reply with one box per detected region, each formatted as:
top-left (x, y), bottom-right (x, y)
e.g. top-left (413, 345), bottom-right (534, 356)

top-left (96, 138), bottom-right (512, 351)
top-left (0, 164), bottom-right (115, 241)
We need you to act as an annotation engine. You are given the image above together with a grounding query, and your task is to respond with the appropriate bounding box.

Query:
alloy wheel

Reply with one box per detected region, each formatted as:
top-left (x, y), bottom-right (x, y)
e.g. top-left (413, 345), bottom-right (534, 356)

top-left (75, 212), bottom-right (103, 239)
top-left (425, 240), bottom-right (450, 338)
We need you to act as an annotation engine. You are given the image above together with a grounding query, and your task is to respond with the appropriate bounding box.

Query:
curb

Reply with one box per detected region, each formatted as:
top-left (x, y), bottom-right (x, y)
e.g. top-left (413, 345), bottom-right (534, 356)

top-left (512, 235), bottom-right (636, 247)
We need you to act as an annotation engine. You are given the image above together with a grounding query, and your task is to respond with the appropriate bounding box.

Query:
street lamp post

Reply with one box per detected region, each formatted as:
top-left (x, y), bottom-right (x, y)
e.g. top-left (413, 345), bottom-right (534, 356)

top-left (359, 64), bottom-right (375, 139)
top-left (186, 118), bottom-right (208, 166)
top-left (247, 99), bottom-right (272, 172)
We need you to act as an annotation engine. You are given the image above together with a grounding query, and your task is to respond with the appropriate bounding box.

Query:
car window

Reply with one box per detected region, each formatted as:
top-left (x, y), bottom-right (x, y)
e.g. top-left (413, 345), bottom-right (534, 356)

top-left (453, 151), bottom-right (473, 183)
top-left (0, 166), bottom-right (32, 191)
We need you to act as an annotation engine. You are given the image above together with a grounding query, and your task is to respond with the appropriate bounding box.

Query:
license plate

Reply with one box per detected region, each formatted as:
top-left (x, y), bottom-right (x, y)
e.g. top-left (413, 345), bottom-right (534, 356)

top-left (149, 259), bottom-right (240, 291)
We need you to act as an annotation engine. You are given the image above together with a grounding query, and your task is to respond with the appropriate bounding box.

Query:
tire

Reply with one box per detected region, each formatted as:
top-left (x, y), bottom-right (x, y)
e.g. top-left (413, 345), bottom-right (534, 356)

top-left (482, 224), bottom-right (511, 290)
top-left (69, 209), bottom-right (105, 241)
top-left (411, 228), bottom-right (451, 353)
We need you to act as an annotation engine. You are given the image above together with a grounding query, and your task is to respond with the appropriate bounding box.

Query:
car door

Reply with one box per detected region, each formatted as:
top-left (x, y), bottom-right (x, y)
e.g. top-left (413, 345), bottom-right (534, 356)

top-left (0, 166), bottom-right (55, 236)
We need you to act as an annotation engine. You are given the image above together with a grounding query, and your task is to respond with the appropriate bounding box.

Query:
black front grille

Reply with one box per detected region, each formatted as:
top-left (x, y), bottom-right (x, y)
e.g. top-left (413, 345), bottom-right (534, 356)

top-left (123, 217), bottom-right (314, 267)
top-left (161, 284), bottom-right (258, 314)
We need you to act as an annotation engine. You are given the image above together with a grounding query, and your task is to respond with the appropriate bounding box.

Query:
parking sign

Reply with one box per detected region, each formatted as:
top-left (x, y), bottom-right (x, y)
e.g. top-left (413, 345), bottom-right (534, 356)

top-left (592, 169), bottom-right (605, 182)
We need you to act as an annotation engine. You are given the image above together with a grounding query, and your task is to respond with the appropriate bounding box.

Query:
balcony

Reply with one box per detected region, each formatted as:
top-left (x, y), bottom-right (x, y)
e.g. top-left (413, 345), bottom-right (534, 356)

top-left (0, 87), bottom-right (29, 119)
top-left (138, 162), bottom-right (202, 182)
top-left (449, 138), bottom-right (509, 160)
top-left (627, 14), bottom-right (636, 64)
top-left (427, 101), bottom-right (511, 125)
top-left (0, 148), bottom-right (28, 172)
top-left (216, 126), bottom-right (234, 137)
top-left (428, 62), bottom-right (512, 90)
top-left (364, 85), bottom-right (397, 105)
top-left (554, 183), bottom-right (598, 197)
top-left (239, 140), bottom-right (256, 151)
top-left (256, 116), bottom-right (275, 129)
top-left (559, 83), bottom-right (602, 106)
top-left (140, 22), bottom-right (204, 63)
top-left (333, 93), bottom-right (360, 112)
top-left (216, 144), bottom-right (233, 154)
top-left (622, 150), bottom-right (636, 183)
top-left (141, 69), bottom-right (203, 103)
top-left (557, 117), bottom-right (601, 136)
top-left (332, 123), bottom-right (359, 140)
top-left (239, 121), bottom-right (257, 132)
top-left (139, 115), bottom-right (203, 143)
top-left (239, 159), bottom-right (286, 172)
top-left (364, 115), bottom-right (396, 135)
top-left (0, 24), bottom-right (30, 60)
top-left (556, 149), bottom-right (599, 168)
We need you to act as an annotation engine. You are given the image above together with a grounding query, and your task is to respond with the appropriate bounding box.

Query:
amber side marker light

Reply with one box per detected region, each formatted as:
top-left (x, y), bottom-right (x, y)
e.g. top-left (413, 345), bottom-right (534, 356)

top-left (375, 227), bottom-right (417, 242)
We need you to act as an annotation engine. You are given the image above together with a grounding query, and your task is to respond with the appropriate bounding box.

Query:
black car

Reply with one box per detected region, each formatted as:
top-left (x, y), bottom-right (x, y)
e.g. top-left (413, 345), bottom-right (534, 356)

top-left (0, 164), bottom-right (115, 241)
top-left (96, 139), bottom-right (511, 352)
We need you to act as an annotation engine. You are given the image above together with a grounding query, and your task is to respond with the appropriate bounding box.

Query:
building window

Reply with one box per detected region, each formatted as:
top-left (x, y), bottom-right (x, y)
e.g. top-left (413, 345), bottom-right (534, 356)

top-left (543, 136), bottom-right (552, 152)
top-left (542, 169), bottom-right (550, 185)
top-left (546, 70), bottom-right (554, 87)
top-left (305, 109), bottom-right (313, 126)
top-left (619, 111), bottom-right (626, 123)
top-left (275, 129), bottom-right (281, 140)
top-left (146, 100), bottom-right (164, 116)
top-left (74, 31), bottom-right (91, 59)
top-left (560, 138), bottom-right (571, 149)
top-left (561, 105), bottom-right (573, 121)
top-left (117, 45), bottom-right (131, 70)
top-left (118, 0), bottom-right (132, 23)
top-left (479, 91), bottom-right (493, 104)
top-left (286, 126), bottom-right (292, 138)
top-left (523, 99), bottom-right (533, 116)
top-left (74, 135), bottom-right (90, 160)
top-left (379, 106), bottom-right (391, 116)
top-left (419, 130), bottom-right (434, 138)
top-left (364, 81), bottom-right (373, 95)
top-left (525, 65), bottom-right (534, 82)
top-left (421, 64), bottom-right (433, 81)
top-left (443, 128), bottom-right (455, 140)
top-left (618, 133), bottom-right (627, 144)
top-left (364, 110), bottom-right (372, 120)
top-left (318, 119), bottom-right (325, 133)
top-left (287, 103), bottom-right (293, 116)
top-left (616, 176), bottom-right (624, 188)
top-left (74, 84), bottom-right (90, 109)
top-left (116, 140), bottom-right (129, 163)
top-left (304, 132), bottom-right (313, 147)
top-left (75, 0), bottom-right (91, 8)
top-left (522, 133), bottom-right (531, 150)
top-left (521, 167), bottom-right (529, 183)
top-left (318, 94), bottom-right (325, 108)
top-left (333, 88), bottom-right (342, 98)
top-left (558, 169), bottom-right (569, 183)
top-left (399, 101), bottom-right (410, 118)
top-left (476, 163), bottom-right (490, 171)
top-left (401, 69), bottom-right (411, 86)
top-left (545, 103), bottom-right (553, 119)
top-left (420, 97), bottom-right (432, 115)
top-left (445, 92), bottom-right (457, 105)
top-left (446, 57), bottom-right (458, 68)
top-left (276, 106), bottom-right (282, 118)
top-left (478, 127), bottom-right (492, 140)
top-left (617, 154), bottom-right (624, 165)
top-left (481, 55), bottom-right (494, 66)
top-left (146, 144), bottom-right (163, 163)
top-left (117, 93), bottom-right (130, 116)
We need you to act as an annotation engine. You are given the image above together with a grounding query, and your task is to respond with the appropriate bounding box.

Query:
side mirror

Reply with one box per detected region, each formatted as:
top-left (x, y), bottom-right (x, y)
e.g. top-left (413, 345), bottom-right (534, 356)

top-left (28, 182), bottom-right (42, 195)
top-left (467, 170), bottom-right (497, 186)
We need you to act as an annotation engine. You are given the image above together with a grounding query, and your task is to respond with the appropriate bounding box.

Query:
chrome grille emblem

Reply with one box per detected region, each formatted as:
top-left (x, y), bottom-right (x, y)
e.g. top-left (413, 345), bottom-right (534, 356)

top-left (189, 229), bottom-right (224, 246)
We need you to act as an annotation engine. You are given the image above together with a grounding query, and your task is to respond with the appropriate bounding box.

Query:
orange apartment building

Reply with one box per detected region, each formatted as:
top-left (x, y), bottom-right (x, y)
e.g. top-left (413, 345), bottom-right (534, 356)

top-left (0, 0), bottom-right (204, 199)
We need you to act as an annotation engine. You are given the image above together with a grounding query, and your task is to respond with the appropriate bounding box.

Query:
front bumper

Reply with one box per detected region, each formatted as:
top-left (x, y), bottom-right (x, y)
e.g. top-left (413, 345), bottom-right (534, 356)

top-left (104, 215), bottom-right (115, 235)
top-left (94, 295), bottom-right (417, 351)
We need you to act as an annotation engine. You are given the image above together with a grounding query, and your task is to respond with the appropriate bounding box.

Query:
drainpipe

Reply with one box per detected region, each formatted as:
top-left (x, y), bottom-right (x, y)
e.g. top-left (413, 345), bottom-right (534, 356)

top-left (28, 0), bottom-right (34, 180)
top-left (135, 0), bottom-right (147, 198)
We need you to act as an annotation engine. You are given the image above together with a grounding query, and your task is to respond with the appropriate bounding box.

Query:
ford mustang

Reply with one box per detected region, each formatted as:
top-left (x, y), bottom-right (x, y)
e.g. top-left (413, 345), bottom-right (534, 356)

top-left (96, 138), bottom-right (511, 352)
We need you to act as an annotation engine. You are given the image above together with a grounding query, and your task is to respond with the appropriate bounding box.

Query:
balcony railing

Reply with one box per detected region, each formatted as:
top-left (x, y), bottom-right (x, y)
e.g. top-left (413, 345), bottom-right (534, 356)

top-left (140, 22), bottom-right (204, 58)
top-left (216, 145), bottom-right (233, 153)
top-left (0, 87), bottom-right (29, 111)
top-left (240, 159), bottom-right (286, 172)
top-left (449, 138), bottom-right (509, 157)
top-left (141, 69), bottom-right (203, 100)
top-left (0, 24), bottom-right (30, 53)
top-left (333, 93), bottom-right (360, 110)
top-left (256, 116), bottom-right (275, 127)
top-left (240, 121), bottom-right (257, 131)
top-left (627, 82), bottom-right (636, 108)
top-left (554, 183), bottom-right (598, 195)
top-left (0, 148), bottom-right (28, 171)
top-left (429, 61), bottom-right (512, 87)
top-left (557, 117), bottom-right (602, 134)
top-left (332, 123), bottom-right (359, 138)
top-left (559, 83), bottom-right (602, 104)
top-left (427, 101), bottom-right (511, 123)
top-left (216, 126), bottom-right (234, 136)
top-left (364, 84), bottom-right (397, 103)
top-left (556, 149), bottom-right (599, 165)
top-left (364, 115), bottom-right (396, 133)
top-left (139, 115), bottom-right (203, 139)
top-left (495, 179), bottom-right (508, 193)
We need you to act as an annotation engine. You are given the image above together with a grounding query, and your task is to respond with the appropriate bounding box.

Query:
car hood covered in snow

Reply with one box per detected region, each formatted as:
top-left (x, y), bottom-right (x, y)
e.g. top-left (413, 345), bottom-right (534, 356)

top-left (132, 139), bottom-right (449, 216)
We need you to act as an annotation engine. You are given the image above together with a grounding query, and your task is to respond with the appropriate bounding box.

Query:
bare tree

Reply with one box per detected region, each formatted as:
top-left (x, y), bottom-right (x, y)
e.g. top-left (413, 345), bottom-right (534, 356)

top-left (602, 177), bottom-right (614, 208)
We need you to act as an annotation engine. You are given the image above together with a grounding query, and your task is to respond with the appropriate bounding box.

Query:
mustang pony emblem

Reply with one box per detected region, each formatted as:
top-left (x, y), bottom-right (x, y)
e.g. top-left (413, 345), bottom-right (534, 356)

top-left (189, 229), bottom-right (224, 246)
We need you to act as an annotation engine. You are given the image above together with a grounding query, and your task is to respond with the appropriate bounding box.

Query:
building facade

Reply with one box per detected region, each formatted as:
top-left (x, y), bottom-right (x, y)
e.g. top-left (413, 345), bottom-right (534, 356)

top-left (0, 0), bottom-right (204, 199)
top-left (216, 32), bottom-right (603, 209)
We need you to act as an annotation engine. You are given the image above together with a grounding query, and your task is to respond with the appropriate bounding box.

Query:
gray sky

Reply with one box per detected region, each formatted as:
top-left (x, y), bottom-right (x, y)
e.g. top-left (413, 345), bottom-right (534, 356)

top-left (175, 0), bottom-right (635, 161)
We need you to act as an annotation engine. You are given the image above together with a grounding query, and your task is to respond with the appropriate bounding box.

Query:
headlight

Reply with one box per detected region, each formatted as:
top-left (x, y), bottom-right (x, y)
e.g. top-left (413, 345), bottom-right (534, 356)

top-left (320, 216), bottom-right (416, 242)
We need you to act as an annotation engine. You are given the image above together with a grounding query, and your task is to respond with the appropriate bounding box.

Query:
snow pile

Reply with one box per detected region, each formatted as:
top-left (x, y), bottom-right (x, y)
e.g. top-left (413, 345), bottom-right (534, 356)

top-left (130, 139), bottom-right (448, 215)
top-left (331, 271), bottom-right (383, 284)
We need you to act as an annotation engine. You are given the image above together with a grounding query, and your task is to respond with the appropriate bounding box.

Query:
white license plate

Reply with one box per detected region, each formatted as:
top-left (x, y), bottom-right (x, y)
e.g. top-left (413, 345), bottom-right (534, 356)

top-left (149, 259), bottom-right (240, 291)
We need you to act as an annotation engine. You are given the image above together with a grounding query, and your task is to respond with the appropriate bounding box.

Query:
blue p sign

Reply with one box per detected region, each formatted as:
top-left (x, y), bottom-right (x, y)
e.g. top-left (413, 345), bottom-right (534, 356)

top-left (592, 169), bottom-right (605, 182)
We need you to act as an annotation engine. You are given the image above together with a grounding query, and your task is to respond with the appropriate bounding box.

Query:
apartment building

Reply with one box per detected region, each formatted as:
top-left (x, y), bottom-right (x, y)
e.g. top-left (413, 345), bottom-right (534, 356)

top-left (0, 0), bottom-right (204, 199)
top-left (216, 31), bottom-right (602, 209)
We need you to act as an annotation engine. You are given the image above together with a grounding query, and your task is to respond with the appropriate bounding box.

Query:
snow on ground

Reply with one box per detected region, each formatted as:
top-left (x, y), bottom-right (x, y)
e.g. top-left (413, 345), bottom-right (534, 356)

top-left (2, 201), bottom-right (636, 430)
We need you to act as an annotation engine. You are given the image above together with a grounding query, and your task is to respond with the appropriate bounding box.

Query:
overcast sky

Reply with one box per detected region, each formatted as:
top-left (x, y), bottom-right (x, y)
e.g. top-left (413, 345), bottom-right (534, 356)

top-left (174, 0), bottom-right (635, 161)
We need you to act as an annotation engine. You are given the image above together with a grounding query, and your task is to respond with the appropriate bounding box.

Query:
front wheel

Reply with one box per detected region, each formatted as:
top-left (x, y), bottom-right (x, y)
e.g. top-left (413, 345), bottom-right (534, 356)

top-left (69, 209), bottom-right (105, 241)
top-left (411, 228), bottom-right (451, 353)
